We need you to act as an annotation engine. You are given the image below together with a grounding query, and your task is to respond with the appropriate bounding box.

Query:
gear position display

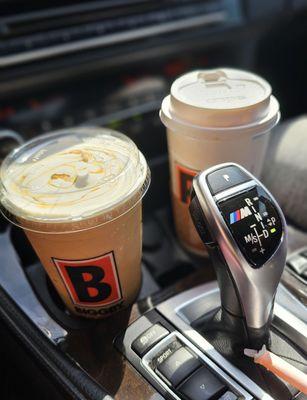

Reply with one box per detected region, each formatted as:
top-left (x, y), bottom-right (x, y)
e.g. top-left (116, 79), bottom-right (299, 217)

top-left (218, 186), bottom-right (283, 267)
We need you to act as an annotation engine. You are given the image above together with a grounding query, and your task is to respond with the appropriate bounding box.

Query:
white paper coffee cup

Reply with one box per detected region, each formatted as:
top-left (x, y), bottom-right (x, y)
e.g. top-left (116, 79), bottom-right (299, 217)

top-left (160, 68), bottom-right (280, 256)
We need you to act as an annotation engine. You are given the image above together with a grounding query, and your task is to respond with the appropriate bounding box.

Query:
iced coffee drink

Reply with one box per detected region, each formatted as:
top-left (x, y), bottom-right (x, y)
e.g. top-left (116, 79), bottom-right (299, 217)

top-left (0, 128), bottom-right (150, 318)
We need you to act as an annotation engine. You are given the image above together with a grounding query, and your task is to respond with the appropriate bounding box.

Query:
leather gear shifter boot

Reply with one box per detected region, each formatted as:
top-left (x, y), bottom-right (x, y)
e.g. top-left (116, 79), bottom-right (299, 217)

top-left (193, 307), bottom-right (307, 400)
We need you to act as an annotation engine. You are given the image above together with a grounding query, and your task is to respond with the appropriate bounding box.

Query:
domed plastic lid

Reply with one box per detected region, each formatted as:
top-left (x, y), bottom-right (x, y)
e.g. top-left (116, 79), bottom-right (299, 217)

top-left (168, 68), bottom-right (273, 127)
top-left (0, 127), bottom-right (150, 233)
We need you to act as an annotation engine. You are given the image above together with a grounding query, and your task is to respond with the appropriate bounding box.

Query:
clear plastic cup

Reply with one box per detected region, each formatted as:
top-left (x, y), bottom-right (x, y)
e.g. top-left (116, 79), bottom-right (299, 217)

top-left (160, 68), bottom-right (280, 256)
top-left (0, 127), bottom-right (150, 319)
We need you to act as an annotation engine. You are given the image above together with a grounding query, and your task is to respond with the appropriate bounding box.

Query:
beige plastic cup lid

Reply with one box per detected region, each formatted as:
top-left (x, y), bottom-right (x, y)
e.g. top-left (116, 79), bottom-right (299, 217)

top-left (166, 68), bottom-right (275, 128)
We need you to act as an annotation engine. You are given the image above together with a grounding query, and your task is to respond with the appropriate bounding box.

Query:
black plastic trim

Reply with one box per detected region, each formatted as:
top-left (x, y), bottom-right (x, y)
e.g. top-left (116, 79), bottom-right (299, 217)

top-left (0, 286), bottom-right (113, 400)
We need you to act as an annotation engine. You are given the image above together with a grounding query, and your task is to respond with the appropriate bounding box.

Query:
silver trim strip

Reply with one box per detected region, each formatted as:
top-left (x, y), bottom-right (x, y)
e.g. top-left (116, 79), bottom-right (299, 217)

top-left (214, 180), bottom-right (256, 202)
top-left (142, 331), bottom-right (253, 400)
top-left (274, 304), bottom-right (307, 350)
top-left (0, 12), bottom-right (226, 67)
top-left (0, 230), bottom-right (67, 343)
top-left (157, 282), bottom-right (306, 399)
top-left (82, 99), bottom-right (160, 127)
top-left (157, 282), bottom-right (276, 400)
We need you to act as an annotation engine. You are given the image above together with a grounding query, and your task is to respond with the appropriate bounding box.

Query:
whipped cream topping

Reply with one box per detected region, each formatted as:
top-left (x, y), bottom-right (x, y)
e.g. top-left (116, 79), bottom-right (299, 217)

top-left (1, 133), bottom-right (148, 222)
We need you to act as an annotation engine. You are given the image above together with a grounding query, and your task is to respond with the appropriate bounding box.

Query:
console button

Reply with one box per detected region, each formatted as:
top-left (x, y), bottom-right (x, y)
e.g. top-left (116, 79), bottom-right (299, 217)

top-left (132, 324), bottom-right (169, 357)
top-left (156, 347), bottom-right (201, 387)
top-left (207, 166), bottom-right (251, 195)
top-left (287, 254), bottom-right (307, 275)
top-left (219, 391), bottom-right (238, 400)
top-left (155, 340), bottom-right (182, 367)
top-left (178, 366), bottom-right (226, 400)
top-left (302, 269), bottom-right (307, 280)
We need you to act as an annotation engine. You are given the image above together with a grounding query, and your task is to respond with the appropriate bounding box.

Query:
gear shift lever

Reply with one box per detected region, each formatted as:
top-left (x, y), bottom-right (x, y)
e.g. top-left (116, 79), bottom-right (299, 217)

top-left (189, 163), bottom-right (287, 348)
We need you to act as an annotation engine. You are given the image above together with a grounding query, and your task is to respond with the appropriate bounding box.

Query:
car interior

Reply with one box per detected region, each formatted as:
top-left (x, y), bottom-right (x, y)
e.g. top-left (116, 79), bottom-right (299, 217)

top-left (0, 1), bottom-right (307, 400)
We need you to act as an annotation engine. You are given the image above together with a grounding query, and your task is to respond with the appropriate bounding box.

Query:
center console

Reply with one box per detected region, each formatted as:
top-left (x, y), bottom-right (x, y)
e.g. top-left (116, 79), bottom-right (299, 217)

top-left (0, 195), bottom-right (306, 400)
top-left (115, 165), bottom-right (307, 400)
top-left (116, 280), bottom-right (306, 400)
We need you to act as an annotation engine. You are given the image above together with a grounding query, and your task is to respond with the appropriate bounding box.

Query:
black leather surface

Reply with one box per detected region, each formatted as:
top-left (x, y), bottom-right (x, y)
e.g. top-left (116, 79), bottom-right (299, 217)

top-left (0, 286), bottom-right (113, 400)
top-left (194, 308), bottom-right (307, 400)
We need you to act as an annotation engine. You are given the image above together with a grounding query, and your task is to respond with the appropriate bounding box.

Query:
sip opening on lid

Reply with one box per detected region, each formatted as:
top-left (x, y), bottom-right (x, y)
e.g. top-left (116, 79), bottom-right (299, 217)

top-left (161, 68), bottom-right (280, 134)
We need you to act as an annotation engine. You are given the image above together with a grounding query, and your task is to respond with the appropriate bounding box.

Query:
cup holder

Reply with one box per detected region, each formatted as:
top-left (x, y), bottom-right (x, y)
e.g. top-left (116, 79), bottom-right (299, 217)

top-left (1, 206), bottom-right (215, 332)
top-left (26, 261), bottom-right (97, 330)
top-left (4, 224), bottom-right (96, 330)
top-left (9, 225), bottom-right (38, 268)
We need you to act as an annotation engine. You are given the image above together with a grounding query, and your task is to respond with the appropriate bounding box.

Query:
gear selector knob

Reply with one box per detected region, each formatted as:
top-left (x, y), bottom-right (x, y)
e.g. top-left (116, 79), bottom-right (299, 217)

top-left (189, 163), bottom-right (287, 347)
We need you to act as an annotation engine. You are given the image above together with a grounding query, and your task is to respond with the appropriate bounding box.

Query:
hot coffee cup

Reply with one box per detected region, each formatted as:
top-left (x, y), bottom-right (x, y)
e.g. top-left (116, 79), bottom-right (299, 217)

top-left (160, 68), bottom-right (280, 255)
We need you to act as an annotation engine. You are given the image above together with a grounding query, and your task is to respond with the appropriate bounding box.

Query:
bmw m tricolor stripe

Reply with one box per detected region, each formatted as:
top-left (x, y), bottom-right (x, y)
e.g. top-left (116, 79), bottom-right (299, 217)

top-left (230, 210), bottom-right (241, 224)
top-left (230, 206), bottom-right (252, 224)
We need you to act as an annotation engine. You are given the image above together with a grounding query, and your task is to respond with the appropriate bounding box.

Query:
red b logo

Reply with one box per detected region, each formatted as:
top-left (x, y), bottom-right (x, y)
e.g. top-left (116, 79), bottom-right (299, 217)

top-left (53, 252), bottom-right (122, 307)
top-left (176, 163), bottom-right (198, 204)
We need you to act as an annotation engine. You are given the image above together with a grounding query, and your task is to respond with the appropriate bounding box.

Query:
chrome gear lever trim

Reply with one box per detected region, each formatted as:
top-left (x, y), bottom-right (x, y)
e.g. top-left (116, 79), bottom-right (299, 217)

top-left (190, 162), bottom-right (287, 344)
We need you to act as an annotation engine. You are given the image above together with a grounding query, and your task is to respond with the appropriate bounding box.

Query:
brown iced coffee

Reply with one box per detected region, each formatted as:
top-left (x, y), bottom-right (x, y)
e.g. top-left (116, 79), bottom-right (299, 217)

top-left (0, 128), bottom-right (150, 319)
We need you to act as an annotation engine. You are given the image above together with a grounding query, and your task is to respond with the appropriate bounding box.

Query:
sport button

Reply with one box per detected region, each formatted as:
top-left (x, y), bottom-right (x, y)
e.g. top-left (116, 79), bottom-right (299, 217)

top-left (132, 324), bottom-right (169, 357)
top-left (207, 166), bottom-right (251, 195)
top-left (156, 347), bottom-right (201, 387)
